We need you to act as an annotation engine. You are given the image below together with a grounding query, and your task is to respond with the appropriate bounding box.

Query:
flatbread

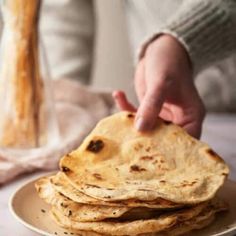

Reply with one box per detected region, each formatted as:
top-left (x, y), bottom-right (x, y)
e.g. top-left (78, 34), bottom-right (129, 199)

top-left (60, 112), bottom-right (229, 204)
top-left (50, 200), bottom-right (219, 235)
top-left (35, 176), bottom-right (131, 222)
top-left (154, 214), bottom-right (215, 236)
top-left (51, 172), bottom-right (182, 209)
top-left (153, 197), bottom-right (227, 236)
top-left (50, 206), bottom-right (176, 236)
top-left (59, 214), bottom-right (215, 236)
top-left (36, 176), bottom-right (170, 222)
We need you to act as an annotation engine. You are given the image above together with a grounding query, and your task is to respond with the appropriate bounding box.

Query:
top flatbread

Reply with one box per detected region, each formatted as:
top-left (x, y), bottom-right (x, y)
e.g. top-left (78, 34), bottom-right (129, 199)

top-left (60, 112), bottom-right (229, 204)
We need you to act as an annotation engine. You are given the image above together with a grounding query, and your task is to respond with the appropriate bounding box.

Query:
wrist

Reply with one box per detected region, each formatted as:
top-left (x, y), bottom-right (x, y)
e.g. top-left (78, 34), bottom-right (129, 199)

top-left (145, 34), bottom-right (193, 78)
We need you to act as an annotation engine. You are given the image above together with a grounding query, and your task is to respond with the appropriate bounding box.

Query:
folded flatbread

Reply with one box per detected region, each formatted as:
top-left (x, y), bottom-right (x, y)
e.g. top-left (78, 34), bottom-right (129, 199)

top-left (60, 112), bottom-right (229, 204)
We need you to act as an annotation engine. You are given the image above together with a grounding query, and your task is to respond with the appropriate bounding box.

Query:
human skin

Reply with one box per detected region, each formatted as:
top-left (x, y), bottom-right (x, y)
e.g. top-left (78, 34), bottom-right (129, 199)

top-left (113, 34), bottom-right (205, 139)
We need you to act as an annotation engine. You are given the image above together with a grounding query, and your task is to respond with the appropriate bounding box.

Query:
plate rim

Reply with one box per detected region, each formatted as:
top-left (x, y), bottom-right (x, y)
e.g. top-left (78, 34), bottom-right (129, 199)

top-left (9, 172), bottom-right (56, 236)
top-left (9, 175), bottom-right (236, 236)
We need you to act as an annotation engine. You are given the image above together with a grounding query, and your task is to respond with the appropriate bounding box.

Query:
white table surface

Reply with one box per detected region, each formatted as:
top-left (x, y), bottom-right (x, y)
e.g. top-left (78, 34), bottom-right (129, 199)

top-left (0, 171), bottom-right (51, 236)
top-left (0, 114), bottom-right (236, 236)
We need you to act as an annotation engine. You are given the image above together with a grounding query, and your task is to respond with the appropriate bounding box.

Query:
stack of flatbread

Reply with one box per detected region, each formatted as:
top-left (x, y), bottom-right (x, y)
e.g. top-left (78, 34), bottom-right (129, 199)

top-left (36, 112), bottom-right (229, 235)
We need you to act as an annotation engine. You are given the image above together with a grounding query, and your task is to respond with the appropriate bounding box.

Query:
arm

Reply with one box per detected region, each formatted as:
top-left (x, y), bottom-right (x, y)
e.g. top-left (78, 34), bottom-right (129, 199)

top-left (139, 0), bottom-right (236, 74)
top-left (115, 0), bottom-right (236, 137)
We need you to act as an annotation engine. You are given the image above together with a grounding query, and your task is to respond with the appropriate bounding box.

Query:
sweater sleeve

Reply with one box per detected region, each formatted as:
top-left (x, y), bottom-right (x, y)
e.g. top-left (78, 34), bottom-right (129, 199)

top-left (139, 0), bottom-right (236, 74)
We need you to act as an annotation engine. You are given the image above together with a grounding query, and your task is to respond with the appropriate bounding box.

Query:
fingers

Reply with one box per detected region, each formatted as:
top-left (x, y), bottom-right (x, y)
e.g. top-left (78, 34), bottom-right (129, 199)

top-left (135, 48), bottom-right (171, 132)
top-left (172, 96), bottom-right (205, 139)
top-left (159, 105), bottom-right (173, 121)
top-left (182, 110), bottom-right (205, 138)
top-left (183, 122), bottom-right (202, 139)
top-left (133, 35), bottom-right (204, 136)
top-left (112, 90), bottom-right (136, 112)
top-left (182, 104), bottom-right (205, 139)
top-left (134, 59), bottom-right (146, 102)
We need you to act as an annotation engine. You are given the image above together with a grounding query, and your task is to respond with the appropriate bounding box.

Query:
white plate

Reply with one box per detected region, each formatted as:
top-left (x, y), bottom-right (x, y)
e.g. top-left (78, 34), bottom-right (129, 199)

top-left (9, 176), bottom-right (236, 236)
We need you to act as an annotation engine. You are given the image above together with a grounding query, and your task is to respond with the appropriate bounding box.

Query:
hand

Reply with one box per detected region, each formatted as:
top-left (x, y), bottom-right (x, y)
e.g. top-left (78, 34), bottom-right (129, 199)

top-left (113, 34), bottom-right (205, 138)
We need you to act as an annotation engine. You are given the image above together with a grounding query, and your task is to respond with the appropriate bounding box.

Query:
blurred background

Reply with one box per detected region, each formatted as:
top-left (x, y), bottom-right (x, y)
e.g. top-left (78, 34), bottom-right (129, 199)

top-left (39, 0), bottom-right (236, 113)
top-left (92, 0), bottom-right (136, 103)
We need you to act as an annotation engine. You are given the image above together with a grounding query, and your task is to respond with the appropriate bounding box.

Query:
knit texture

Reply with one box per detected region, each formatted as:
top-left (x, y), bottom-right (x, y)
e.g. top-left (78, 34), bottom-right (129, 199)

top-left (139, 0), bottom-right (236, 74)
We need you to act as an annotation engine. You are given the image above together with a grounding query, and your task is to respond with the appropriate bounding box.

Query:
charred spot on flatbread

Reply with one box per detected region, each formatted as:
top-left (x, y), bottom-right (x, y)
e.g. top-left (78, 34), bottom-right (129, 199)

top-left (206, 149), bottom-right (224, 163)
top-left (65, 154), bottom-right (73, 158)
top-left (127, 113), bottom-right (134, 118)
top-left (140, 156), bottom-right (154, 161)
top-left (164, 120), bottom-right (172, 125)
top-left (68, 210), bottom-right (72, 217)
top-left (130, 165), bottom-right (146, 172)
top-left (92, 173), bottom-right (103, 181)
top-left (61, 166), bottom-right (71, 173)
top-left (85, 184), bottom-right (102, 189)
top-left (86, 140), bottom-right (104, 153)
top-left (60, 202), bottom-right (68, 208)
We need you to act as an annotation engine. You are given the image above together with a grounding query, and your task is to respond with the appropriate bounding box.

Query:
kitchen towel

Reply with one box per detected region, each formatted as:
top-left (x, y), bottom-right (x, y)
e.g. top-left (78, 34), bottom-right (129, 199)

top-left (0, 79), bottom-right (115, 184)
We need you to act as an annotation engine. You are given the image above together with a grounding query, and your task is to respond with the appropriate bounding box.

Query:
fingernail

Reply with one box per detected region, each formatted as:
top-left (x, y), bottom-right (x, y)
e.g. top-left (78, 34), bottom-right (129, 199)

top-left (135, 117), bottom-right (152, 132)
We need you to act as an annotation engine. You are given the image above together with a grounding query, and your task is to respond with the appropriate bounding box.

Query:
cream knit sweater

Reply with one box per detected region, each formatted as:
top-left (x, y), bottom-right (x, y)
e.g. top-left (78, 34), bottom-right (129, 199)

top-left (125, 0), bottom-right (236, 112)
top-left (24, 0), bottom-right (236, 112)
